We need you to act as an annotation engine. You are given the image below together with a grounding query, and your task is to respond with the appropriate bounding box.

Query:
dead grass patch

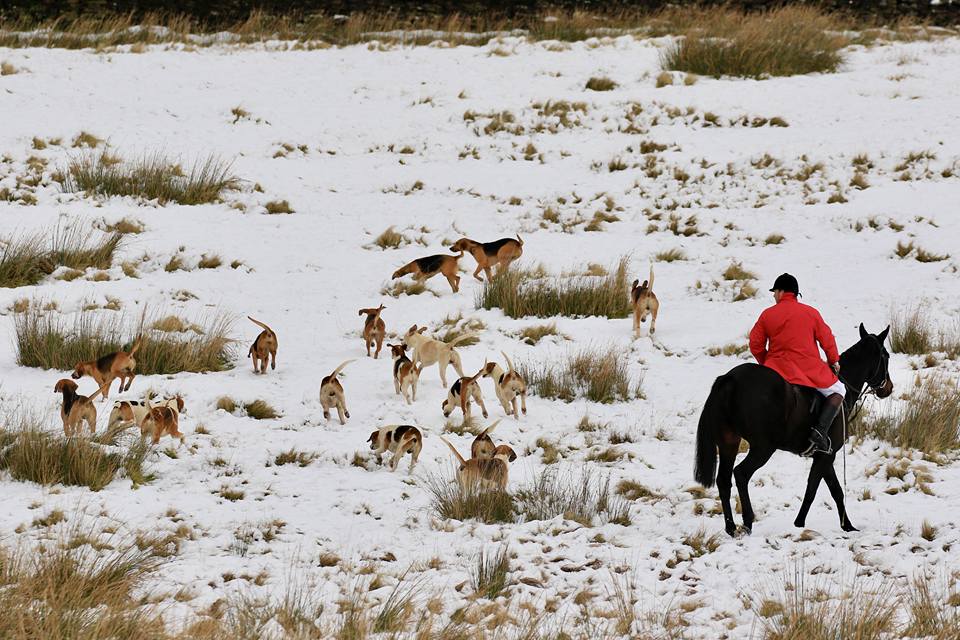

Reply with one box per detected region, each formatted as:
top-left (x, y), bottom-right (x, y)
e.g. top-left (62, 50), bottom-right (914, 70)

top-left (14, 307), bottom-right (234, 374)
top-left (477, 258), bottom-right (631, 319)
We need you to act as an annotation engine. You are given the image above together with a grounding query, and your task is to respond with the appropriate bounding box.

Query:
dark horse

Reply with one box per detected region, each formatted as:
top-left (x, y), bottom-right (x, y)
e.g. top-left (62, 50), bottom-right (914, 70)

top-left (694, 323), bottom-right (894, 536)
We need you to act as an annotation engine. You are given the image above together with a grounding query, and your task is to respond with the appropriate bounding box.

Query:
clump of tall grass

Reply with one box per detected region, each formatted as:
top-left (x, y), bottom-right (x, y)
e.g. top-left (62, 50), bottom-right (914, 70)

top-left (0, 412), bottom-right (152, 491)
top-left (754, 565), bottom-right (900, 639)
top-left (372, 226), bottom-right (408, 249)
top-left (425, 472), bottom-right (516, 524)
top-left (14, 307), bottom-right (235, 374)
top-left (518, 346), bottom-right (640, 403)
top-left (63, 151), bottom-right (238, 205)
top-left (515, 466), bottom-right (631, 526)
top-left (477, 258), bottom-right (631, 319)
top-left (0, 531), bottom-right (168, 639)
top-left (471, 545), bottom-right (510, 599)
top-left (661, 6), bottom-right (846, 79)
top-left (890, 306), bottom-right (959, 357)
top-left (856, 374), bottom-right (960, 453)
top-left (0, 226), bottom-right (122, 288)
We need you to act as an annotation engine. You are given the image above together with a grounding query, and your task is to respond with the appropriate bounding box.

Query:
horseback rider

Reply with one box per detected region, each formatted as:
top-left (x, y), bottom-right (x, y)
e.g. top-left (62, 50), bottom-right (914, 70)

top-left (749, 273), bottom-right (844, 457)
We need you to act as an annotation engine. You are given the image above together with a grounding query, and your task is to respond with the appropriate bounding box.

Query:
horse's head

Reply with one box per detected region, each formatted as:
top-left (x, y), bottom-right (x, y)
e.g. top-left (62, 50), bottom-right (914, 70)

top-left (840, 323), bottom-right (893, 398)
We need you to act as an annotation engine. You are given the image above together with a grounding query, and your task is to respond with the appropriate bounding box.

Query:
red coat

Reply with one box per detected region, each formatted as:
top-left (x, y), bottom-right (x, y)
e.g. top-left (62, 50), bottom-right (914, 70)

top-left (749, 293), bottom-right (840, 388)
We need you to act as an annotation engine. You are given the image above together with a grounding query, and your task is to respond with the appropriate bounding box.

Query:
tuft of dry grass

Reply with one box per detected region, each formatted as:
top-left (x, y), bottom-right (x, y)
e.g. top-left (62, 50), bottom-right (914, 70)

top-left (372, 226), bottom-right (408, 249)
top-left (890, 306), bottom-right (959, 357)
top-left (243, 400), bottom-right (279, 420)
top-left (264, 199), bottom-right (294, 214)
top-left (856, 373), bottom-right (960, 453)
top-left (0, 226), bottom-right (122, 289)
top-left (518, 322), bottom-right (563, 345)
top-left (63, 150), bottom-right (238, 205)
top-left (424, 472), bottom-right (515, 524)
top-left (477, 258), bottom-right (631, 319)
top-left (0, 411), bottom-right (152, 491)
top-left (471, 545), bottom-right (510, 600)
top-left (585, 76), bottom-right (617, 91)
top-left (198, 254), bottom-right (222, 269)
top-left (655, 71), bottom-right (674, 87)
top-left (518, 346), bottom-right (640, 404)
top-left (514, 466), bottom-right (631, 527)
top-left (722, 261), bottom-right (757, 281)
top-left (15, 308), bottom-right (235, 374)
top-left (654, 248), bottom-right (686, 262)
top-left (661, 6), bottom-right (846, 79)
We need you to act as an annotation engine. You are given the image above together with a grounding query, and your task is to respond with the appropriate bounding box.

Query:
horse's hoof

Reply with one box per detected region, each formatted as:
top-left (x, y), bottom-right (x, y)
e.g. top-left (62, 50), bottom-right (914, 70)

top-left (793, 518), bottom-right (805, 528)
top-left (725, 523), bottom-right (737, 537)
top-left (742, 524), bottom-right (753, 536)
top-left (841, 522), bottom-right (859, 532)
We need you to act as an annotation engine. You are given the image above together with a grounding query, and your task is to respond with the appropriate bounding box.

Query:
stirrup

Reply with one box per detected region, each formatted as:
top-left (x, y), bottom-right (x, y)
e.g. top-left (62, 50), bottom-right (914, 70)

top-left (802, 435), bottom-right (832, 457)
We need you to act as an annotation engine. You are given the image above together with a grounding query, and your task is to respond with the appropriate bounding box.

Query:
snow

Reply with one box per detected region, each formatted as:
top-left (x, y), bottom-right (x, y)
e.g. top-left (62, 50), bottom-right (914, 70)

top-left (1, 34), bottom-right (959, 637)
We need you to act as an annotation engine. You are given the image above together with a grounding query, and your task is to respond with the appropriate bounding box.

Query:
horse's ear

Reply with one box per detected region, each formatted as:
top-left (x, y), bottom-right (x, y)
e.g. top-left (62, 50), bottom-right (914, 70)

top-left (878, 325), bottom-right (890, 343)
top-left (859, 323), bottom-right (868, 340)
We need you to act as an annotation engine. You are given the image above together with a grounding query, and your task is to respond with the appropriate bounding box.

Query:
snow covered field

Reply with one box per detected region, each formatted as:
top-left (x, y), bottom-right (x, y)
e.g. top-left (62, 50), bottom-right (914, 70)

top-left (1, 33), bottom-right (959, 637)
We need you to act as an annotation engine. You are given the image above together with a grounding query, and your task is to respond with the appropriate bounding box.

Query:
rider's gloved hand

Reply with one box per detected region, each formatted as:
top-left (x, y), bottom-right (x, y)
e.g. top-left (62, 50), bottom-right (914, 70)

top-left (831, 362), bottom-right (840, 375)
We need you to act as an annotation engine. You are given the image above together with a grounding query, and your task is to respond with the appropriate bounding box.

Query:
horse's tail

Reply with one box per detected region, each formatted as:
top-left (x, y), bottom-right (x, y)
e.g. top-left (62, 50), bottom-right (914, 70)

top-left (695, 373), bottom-right (733, 488)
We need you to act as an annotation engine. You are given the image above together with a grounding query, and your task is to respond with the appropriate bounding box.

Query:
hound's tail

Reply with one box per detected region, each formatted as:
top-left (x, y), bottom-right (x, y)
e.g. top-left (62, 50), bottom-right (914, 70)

top-left (447, 331), bottom-right (480, 348)
top-left (88, 378), bottom-right (114, 402)
top-left (439, 436), bottom-right (468, 466)
top-left (329, 359), bottom-right (355, 379)
top-left (500, 351), bottom-right (515, 375)
top-left (516, 234), bottom-right (523, 246)
top-left (648, 264), bottom-right (655, 291)
top-left (479, 419), bottom-right (502, 438)
top-left (247, 316), bottom-right (274, 335)
top-left (128, 334), bottom-right (144, 357)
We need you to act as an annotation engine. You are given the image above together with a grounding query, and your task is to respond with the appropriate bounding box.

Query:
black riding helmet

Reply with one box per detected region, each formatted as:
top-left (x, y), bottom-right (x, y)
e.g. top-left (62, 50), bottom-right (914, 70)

top-left (769, 273), bottom-right (800, 296)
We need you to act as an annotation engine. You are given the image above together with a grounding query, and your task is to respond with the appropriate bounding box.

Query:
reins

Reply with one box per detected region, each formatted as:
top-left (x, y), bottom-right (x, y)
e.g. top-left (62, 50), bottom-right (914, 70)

top-left (835, 339), bottom-right (889, 499)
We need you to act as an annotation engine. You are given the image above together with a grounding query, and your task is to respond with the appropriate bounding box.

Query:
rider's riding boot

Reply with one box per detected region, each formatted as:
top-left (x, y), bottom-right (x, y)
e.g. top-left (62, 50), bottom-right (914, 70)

top-left (802, 394), bottom-right (843, 457)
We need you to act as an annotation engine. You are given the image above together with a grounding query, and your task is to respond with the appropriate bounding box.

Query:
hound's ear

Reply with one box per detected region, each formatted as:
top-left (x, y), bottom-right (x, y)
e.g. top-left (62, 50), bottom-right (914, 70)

top-left (418, 326), bottom-right (427, 334)
top-left (358, 309), bottom-right (365, 316)
top-left (641, 280), bottom-right (648, 288)
top-left (632, 279), bottom-right (639, 288)
top-left (367, 431), bottom-right (377, 443)
top-left (407, 324), bottom-right (417, 334)
top-left (859, 323), bottom-right (868, 340)
top-left (878, 325), bottom-right (890, 343)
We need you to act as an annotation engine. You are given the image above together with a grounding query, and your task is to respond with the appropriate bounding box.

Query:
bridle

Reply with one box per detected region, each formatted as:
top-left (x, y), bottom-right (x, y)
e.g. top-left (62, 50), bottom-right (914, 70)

top-left (839, 336), bottom-right (891, 422)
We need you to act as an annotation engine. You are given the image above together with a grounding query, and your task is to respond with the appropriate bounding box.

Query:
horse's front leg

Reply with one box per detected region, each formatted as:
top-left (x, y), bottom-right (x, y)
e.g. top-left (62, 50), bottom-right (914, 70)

top-left (733, 446), bottom-right (774, 534)
top-left (794, 457), bottom-right (827, 528)
top-left (822, 459), bottom-right (858, 532)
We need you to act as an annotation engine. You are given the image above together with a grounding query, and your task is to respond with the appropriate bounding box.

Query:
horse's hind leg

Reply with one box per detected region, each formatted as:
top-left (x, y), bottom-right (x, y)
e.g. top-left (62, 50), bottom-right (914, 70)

top-left (716, 441), bottom-right (739, 537)
top-left (794, 457), bottom-right (827, 528)
top-left (733, 446), bottom-right (774, 534)
top-left (822, 460), bottom-right (858, 532)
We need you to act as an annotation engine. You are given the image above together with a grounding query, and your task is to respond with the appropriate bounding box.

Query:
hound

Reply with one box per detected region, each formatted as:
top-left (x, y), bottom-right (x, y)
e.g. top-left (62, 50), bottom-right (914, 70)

top-left (631, 264), bottom-right (660, 336)
top-left (140, 400), bottom-right (185, 446)
top-left (440, 436), bottom-right (517, 490)
top-left (479, 351), bottom-right (528, 419)
top-left (107, 396), bottom-right (185, 432)
top-left (359, 304), bottom-right (386, 359)
top-left (390, 343), bottom-right (421, 404)
top-left (247, 316), bottom-right (278, 373)
top-left (54, 378), bottom-right (109, 436)
top-left (367, 424), bottom-right (423, 473)
top-left (441, 368), bottom-right (489, 420)
top-left (402, 325), bottom-right (479, 386)
top-left (450, 235), bottom-right (523, 281)
top-left (71, 335), bottom-right (143, 400)
top-left (319, 360), bottom-right (354, 425)
top-left (391, 252), bottom-right (463, 293)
